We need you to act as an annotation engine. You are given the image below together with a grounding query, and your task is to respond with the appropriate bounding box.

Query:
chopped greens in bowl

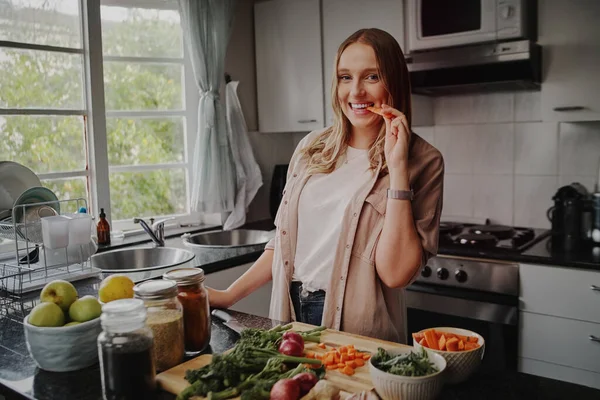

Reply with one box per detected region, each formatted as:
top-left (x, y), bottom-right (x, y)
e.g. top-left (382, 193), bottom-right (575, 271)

top-left (371, 347), bottom-right (440, 377)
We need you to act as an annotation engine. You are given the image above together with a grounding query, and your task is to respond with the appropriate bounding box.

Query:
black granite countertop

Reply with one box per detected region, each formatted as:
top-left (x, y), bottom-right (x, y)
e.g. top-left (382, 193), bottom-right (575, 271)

top-left (2, 297), bottom-right (600, 400)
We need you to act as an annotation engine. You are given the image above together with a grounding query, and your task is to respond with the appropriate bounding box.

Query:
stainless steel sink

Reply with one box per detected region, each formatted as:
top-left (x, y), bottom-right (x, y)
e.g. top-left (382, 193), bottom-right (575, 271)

top-left (91, 247), bottom-right (196, 282)
top-left (182, 229), bottom-right (274, 264)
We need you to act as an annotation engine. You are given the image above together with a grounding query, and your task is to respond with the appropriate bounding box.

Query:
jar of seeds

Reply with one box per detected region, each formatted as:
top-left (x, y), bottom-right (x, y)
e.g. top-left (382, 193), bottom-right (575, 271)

top-left (134, 280), bottom-right (184, 372)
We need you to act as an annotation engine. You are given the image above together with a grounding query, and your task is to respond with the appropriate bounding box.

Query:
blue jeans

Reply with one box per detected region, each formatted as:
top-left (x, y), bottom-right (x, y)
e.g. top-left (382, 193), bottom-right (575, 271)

top-left (290, 282), bottom-right (325, 326)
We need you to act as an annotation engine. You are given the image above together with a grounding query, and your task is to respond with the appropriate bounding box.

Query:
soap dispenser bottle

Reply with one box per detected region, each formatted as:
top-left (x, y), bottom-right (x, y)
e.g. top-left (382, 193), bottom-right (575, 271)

top-left (97, 208), bottom-right (111, 245)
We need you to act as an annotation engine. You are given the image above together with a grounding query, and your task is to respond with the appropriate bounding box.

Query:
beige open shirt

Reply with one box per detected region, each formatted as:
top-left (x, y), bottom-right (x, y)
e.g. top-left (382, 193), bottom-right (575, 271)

top-left (265, 128), bottom-right (444, 343)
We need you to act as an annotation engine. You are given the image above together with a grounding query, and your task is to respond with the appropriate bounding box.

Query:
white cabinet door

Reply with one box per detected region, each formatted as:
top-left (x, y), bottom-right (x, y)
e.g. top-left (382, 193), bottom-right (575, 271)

top-left (254, 0), bottom-right (324, 133)
top-left (519, 263), bottom-right (600, 324)
top-left (519, 357), bottom-right (600, 390)
top-left (205, 262), bottom-right (272, 318)
top-left (539, 0), bottom-right (600, 122)
top-left (519, 312), bottom-right (600, 375)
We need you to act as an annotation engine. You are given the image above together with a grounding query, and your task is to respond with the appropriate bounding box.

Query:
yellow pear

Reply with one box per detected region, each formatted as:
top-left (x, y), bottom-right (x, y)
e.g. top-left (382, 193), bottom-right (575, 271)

top-left (98, 275), bottom-right (135, 303)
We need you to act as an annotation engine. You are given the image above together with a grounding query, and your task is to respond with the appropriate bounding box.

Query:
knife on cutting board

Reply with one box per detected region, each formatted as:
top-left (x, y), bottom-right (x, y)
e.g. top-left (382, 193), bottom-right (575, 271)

top-left (211, 309), bottom-right (246, 334)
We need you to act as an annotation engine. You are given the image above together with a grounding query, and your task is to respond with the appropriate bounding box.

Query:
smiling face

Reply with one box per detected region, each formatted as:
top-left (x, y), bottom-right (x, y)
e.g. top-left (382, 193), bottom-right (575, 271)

top-left (336, 42), bottom-right (389, 138)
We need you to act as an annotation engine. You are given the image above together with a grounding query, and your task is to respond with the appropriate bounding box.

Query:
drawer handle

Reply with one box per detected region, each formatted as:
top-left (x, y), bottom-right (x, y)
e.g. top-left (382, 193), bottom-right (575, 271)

top-left (298, 119), bottom-right (317, 123)
top-left (590, 335), bottom-right (600, 343)
top-left (591, 285), bottom-right (600, 291)
top-left (553, 106), bottom-right (586, 112)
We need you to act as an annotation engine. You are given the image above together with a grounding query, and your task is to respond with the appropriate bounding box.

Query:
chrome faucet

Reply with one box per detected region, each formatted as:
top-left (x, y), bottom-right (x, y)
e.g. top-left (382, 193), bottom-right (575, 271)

top-left (133, 217), bottom-right (174, 247)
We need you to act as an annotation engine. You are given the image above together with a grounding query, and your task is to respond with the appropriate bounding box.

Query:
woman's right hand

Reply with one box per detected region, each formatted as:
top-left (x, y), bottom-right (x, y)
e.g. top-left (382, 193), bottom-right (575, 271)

top-left (206, 287), bottom-right (234, 309)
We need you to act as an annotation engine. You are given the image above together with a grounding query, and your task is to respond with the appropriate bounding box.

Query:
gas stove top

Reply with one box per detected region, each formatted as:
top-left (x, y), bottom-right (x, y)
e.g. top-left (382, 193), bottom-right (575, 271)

top-left (438, 222), bottom-right (551, 255)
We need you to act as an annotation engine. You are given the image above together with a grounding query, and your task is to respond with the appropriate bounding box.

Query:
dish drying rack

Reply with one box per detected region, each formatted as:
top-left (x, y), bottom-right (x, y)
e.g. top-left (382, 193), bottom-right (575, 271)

top-left (0, 198), bottom-right (101, 321)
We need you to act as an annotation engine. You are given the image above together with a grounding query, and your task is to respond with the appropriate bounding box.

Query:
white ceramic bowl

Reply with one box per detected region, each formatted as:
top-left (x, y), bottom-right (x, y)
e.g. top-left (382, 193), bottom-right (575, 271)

top-left (24, 315), bottom-right (102, 372)
top-left (369, 347), bottom-right (447, 400)
top-left (413, 327), bottom-right (485, 384)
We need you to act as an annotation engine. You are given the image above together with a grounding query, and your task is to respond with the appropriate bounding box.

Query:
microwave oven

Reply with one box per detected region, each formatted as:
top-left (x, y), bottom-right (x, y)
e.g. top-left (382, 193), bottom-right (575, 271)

top-left (405, 0), bottom-right (535, 53)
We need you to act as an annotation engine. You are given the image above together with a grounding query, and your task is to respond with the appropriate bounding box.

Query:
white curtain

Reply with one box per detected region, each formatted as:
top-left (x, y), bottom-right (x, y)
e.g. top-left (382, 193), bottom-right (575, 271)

top-left (178, 0), bottom-right (237, 213)
top-left (223, 81), bottom-right (263, 230)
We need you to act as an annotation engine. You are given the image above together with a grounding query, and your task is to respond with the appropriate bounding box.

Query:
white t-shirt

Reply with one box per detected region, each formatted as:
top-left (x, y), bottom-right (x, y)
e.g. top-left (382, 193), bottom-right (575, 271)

top-left (293, 146), bottom-right (374, 292)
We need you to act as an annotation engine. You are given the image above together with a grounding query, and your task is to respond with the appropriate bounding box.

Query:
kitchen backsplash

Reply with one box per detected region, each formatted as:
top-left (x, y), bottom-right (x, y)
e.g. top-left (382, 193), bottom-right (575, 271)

top-left (245, 91), bottom-right (600, 229)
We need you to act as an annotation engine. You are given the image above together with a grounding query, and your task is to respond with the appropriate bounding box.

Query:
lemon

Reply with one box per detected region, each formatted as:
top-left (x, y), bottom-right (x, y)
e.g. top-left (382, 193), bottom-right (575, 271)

top-left (98, 275), bottom-right (135, 303)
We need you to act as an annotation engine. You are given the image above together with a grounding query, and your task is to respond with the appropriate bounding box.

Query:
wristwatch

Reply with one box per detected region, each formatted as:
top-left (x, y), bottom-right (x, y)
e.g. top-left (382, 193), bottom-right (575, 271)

top-left (387, 188), bottom-right (413, 201)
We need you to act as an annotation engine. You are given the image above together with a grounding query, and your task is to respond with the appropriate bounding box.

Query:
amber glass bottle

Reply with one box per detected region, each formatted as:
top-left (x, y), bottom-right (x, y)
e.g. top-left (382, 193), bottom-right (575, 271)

top-left (97, 208), bottom-right (111, 245)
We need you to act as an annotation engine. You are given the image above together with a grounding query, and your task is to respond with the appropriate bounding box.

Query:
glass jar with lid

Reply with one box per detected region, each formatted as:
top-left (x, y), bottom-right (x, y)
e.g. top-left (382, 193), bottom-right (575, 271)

top-left (163, 268), bottom-right (211, 355)
top-left (98, 298), bottom-right (156, 400)
top-left (133, 280), bottom-right (184, 372)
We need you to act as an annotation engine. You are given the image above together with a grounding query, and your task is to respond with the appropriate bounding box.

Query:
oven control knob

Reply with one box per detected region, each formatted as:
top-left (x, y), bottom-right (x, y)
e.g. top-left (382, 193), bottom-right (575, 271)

top-left (455, 269), bottom-right (468, 283)
top-left (437, 267), bottom-right (449, 280)
top-left (421, 266), bottom-right (432, 277)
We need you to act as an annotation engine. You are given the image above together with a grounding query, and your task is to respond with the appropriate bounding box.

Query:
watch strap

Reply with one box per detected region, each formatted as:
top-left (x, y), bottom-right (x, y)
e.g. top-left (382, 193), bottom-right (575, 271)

top-left (387, 188), bottom-right (413, 201)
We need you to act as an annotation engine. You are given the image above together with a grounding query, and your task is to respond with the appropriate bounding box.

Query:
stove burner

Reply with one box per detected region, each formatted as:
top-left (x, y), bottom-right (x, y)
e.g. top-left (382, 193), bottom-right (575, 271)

top-left (469, 225), bottom-right (515, 240)
top-left (440, 222), bottom-right (464, 236)
top-left (456, 233), bottom-right (499, 248)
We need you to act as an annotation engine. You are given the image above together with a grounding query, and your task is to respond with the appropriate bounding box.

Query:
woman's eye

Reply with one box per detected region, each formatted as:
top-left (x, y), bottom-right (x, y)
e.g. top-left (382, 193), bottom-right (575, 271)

top-left (367, 74), bottom-right (379, 81)
top-left (338, 75), bottom-right (351, 81)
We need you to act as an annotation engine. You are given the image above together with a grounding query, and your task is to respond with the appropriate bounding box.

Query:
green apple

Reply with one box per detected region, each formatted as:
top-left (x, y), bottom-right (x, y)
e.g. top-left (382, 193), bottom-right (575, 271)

top-left (28, 302), bottom-right (65, 327)
top-left (40, 280), bottom-right (78, 312)
top-left (68, 296), bottom-right (101, 323)
top-left (64, 321), bottom-right (81, 327)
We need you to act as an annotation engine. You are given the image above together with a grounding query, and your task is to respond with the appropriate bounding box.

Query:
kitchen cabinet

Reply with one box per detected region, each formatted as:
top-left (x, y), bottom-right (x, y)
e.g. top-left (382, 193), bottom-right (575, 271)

top-left (518, 262), bottom-right (600, 389)
top-left (539, 0), bottom-right (600, 122)
top-left (205, 262), bottom-right (272, 318)
top-left (321, 0), bottom-right (433, 127)
top-left (254, 0), bottom-right (324, 133)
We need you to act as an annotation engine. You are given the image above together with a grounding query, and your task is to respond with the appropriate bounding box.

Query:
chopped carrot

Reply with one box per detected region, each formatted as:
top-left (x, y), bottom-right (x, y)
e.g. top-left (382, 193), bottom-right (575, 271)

top-left (347, 353), bottom-right (356, 360)
top-left (339, 346), bottom-right (348, 353)
top-left (345, 360), bottom-right (357, 368)
top-left (347, 344), bottom-right (355, 350)
top-left (424, 329), bottom-right (439, 350)
top-left (354, 358), bottom-right (365, 367)
top-left (326, 364), bottom-right (338, 370)
top-left (305, 352), bottom-right (315, 359)
top-left (337, 363), bottom-right (346, 369)
top-left (413, 332), bottom-right (425, 341)
top-left (458, 340), bottom-right (465, 351)
top-left (455, 334), bottom-right (469, 343)
top-left (465, 342), bottom-right (479, 350)
top-left (362, 353), bottom-right (371, 360)
top-left (467, 336), bottom-right (479, 343)
top-left (340, 354), bottom-right (350, 363)
top-left (418, 337), bottom-right (427, 347)
top-left (317, 343), bottom-right (327, 349)
top-left (324, 354), bottom-right (335, 365)
top-left (445, 337), bottom-right (459, 351)
top-left (438, 335), bottom-right (447, 351)
top-left (334, 354), bottom-right (341, 364)
top-left (341, 366), bottom-right (355, 375)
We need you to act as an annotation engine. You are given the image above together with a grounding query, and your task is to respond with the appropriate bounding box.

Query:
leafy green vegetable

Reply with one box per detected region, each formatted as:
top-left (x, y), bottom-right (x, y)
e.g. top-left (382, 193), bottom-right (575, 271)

top-left (178, 326), bottom-right (326, 400)
top-left (371, 347), bottom-right (439, 377)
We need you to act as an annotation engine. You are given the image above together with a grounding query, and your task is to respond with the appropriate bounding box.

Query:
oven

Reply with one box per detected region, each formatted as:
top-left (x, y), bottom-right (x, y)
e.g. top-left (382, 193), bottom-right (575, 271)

top-left (406, 256), bottom-right (519, 372)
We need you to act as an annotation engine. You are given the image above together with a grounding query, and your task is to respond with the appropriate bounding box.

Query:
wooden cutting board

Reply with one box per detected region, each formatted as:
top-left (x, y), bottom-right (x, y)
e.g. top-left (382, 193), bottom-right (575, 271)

top-left (156, 322), bottom-right (410, 399)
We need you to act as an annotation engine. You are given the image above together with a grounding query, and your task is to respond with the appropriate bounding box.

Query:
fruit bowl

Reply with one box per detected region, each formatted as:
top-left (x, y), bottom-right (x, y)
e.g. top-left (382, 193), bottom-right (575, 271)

top-left (413, 327), bottom-right (485, 384)
top-left (369, 347), bottom-right (447, 400)
top-left (23, 315), bottom-right (102, 372)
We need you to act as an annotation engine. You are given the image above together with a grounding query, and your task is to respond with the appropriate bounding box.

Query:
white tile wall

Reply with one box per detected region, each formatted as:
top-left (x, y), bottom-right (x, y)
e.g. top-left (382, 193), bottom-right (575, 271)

top-left (430, 92), bottom-right (600, 228)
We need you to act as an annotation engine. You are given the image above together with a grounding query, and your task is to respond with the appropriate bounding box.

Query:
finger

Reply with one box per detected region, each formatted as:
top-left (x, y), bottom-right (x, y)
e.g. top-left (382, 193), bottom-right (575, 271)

top-left (381, 104), bottom-right (405, 119)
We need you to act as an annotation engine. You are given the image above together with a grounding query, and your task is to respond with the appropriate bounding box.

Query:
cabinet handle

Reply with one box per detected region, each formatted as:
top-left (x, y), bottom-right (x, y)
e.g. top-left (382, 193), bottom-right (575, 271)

top-left (590, 335), bottom-right (600, 343)
top-left (553, 106), bottom-right (586, 112)
top-left (591, 285), bottom-right (600, 291)
top-left (298, 119), bottom-right (317, 123)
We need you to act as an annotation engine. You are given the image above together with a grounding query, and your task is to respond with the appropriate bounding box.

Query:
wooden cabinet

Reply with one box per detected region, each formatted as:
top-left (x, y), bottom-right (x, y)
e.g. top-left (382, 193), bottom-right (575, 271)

top-left (205, 262), bottom-right (272, 318)
top-left (321, 0), bottom-right (433, 127)
top-left (254, 0), bottom-right (324, 133)
top-left (518, 263), bottom-right (600, 389)
top-left (539, 0), bottom-right (600, 122)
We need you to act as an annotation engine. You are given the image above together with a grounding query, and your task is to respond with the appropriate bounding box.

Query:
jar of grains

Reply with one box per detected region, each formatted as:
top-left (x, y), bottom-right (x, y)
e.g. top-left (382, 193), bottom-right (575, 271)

top-left (163, 268), bottom-right (211, 355)
top-left (133, 280), bottom-right (184, 372)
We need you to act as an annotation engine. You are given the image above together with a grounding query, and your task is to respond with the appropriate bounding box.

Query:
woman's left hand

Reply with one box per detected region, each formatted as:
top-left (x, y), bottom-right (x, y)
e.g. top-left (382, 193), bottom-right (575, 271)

top-left (381, 104), bottom-right (411, 172)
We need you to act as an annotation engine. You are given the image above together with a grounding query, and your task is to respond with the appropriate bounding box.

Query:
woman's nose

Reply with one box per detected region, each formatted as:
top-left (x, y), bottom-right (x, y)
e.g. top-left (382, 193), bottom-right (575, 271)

top-left (350, 80), bottom-right (366, 97)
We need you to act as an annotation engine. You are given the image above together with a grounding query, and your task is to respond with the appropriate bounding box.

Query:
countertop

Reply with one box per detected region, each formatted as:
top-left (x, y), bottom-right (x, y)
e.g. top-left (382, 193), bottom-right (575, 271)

top-left (2, 296), bottom-right (600, 400)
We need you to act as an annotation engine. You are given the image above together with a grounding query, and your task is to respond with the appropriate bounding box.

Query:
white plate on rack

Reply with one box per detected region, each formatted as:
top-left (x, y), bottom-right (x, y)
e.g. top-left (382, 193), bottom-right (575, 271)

top-left (0, 161), bottom-right (41, 212)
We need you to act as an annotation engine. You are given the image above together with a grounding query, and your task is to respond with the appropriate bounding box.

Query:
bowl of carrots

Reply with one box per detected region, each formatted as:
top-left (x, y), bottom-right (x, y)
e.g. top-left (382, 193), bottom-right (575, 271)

top-left (412, 327), bottom-right (485, 384)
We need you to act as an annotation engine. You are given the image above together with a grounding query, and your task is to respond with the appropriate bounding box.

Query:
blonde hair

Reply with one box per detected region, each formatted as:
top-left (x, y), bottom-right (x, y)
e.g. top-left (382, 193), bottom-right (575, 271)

top-left (301, 28), bottom-right (412, 176)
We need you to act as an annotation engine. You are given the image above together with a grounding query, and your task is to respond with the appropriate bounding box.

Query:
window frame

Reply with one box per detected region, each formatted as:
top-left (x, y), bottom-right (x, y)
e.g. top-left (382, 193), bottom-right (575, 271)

top-left (0, 0), bottom-right (207, 239)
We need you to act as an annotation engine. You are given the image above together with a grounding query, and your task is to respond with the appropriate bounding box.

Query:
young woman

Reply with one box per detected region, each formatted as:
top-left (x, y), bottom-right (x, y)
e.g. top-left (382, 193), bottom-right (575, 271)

top-left (209, 28), bottom-right (444, 343)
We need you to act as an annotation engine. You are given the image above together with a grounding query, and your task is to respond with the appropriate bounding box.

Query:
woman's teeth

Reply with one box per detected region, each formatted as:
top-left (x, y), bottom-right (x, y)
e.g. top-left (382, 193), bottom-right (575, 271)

top-left (351, 103), bottom-right (374, 109)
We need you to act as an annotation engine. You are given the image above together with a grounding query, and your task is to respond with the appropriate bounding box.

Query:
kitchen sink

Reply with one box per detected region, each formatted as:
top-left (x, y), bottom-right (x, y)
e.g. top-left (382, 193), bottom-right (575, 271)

top-left (91, 247), bottom-right (196, 282)
top-left (181, 229), bottom-right (274, 264)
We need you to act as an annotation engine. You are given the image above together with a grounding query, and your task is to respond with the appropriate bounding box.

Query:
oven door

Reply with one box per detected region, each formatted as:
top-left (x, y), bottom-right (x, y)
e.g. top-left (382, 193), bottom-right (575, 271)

top-left (405, 283), bottom-right (518, 372)
top-left (406, 0), bottom-right (497, 52)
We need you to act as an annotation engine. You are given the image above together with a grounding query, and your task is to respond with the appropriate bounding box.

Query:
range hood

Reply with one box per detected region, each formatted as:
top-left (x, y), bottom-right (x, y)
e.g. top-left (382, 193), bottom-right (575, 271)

top-left (407, 40), bottom-right (541, 96)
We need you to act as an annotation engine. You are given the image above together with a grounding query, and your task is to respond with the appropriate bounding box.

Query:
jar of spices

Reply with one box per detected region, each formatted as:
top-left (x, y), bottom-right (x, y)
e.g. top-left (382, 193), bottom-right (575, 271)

top-left (98, 299), bottom-right (156, 400)
top-left (134, 280), bottom-right (184, 372)
top-left (163, 268), bottom-right (211, 355)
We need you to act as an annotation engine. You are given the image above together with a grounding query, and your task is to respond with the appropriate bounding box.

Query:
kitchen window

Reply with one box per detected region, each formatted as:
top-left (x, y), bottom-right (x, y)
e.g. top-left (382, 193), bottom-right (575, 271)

top-left (0, 0), bottom-right (200, 235)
